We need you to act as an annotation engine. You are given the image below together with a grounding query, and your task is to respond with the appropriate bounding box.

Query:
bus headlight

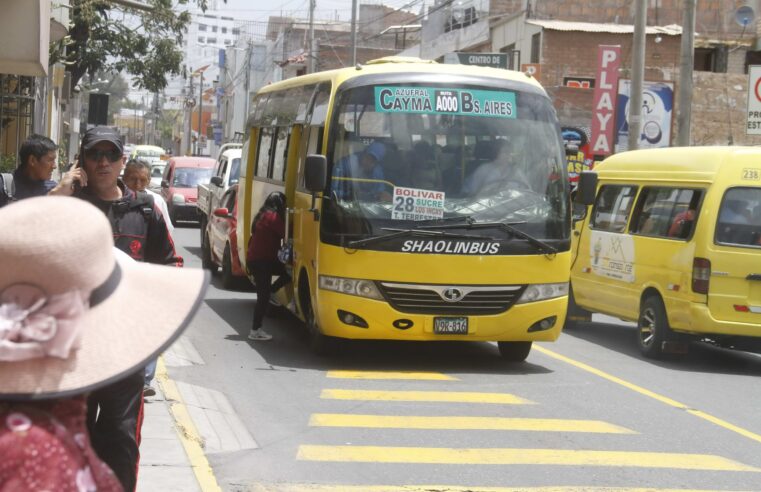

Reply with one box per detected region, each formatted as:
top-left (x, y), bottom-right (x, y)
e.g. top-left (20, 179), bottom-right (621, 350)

top-left (172, 193), bottom-right (186, 204)
top-left (319, 275), bottom-right (383, 300)
top-left (516, 282), bottom-right (569, 304)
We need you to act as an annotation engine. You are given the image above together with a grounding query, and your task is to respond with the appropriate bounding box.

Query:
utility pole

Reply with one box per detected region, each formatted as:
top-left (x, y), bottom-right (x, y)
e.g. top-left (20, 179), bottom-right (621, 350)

top-left (244, 41), bottom-right (252, 121)
top-left (676, 0), bottom-right (697, 146)
top-left (186, 69), bottom-right (194, 156)
top-left (198, 70), bottom-right (204, 155)
top-left (308, 0), bottom-right (316, 73)
top-left (350, 0), bottom-right (358, 65)
top-left (628, 0), bottom-right (647, 151)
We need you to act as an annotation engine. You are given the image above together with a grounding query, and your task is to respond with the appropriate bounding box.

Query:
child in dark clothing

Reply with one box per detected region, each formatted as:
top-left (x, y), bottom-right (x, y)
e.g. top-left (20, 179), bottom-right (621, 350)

top-left (246, 192), bottom-right (291, 341)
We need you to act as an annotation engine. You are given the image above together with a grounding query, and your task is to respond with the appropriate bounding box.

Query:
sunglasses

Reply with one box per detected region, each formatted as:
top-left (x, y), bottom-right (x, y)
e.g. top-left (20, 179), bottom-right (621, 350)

top-left (84, 148), bottom-right (122, 163)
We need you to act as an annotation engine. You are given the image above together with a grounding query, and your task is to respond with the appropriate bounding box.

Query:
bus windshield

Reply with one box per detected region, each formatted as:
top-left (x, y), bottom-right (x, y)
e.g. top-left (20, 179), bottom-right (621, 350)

top-left (323, 83), bottom-right (569, 251)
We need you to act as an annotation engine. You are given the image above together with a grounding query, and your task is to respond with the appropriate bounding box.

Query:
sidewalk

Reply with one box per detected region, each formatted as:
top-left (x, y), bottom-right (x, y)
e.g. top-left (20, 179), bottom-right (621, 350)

top-left (136, 359), bottom-right (211, 492)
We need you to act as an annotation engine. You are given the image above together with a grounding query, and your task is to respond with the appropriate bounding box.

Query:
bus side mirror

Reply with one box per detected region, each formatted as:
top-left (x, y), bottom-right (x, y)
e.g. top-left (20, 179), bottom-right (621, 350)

top-left (305, 154), bottom-right (327, 193)
top-left (575, 171), bottom-right (597, 206)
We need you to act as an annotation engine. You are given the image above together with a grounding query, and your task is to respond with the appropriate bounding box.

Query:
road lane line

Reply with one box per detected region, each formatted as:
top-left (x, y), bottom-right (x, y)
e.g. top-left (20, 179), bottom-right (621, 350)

top-left (327, 370), bottom-right (457, 380)
top-left (156, 357), bottom-right (222, 492)
top-left (250, 485), bottom-right (754, 492)
top-left (534, 345), bottom-right (761, 445)
top-left (297, 445), bottom-right (759, 471)
top-left (320, 389), bottom-right (534, 404)
top-left (309, 414), bottom-right (635, 433)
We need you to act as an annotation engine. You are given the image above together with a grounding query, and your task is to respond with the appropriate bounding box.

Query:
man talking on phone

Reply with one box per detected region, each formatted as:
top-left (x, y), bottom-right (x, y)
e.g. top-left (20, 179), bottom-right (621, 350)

top-left (50, 126), bottom-right (182, 491)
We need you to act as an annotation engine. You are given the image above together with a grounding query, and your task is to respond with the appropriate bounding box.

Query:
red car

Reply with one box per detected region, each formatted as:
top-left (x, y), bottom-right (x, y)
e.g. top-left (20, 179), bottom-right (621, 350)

top-left (160, 156), bottom-right (215, 225)
top-left (201, 185), bottom-right (250, 289)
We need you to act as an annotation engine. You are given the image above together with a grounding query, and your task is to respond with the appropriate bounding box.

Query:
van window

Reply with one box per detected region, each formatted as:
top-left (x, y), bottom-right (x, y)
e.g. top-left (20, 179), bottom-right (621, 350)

top-left (591, 185), bottom-right (637, 232)
top-left (631, 187), bottom-right (702, 239)
top-left (715, 187), bottom-right (761, 247)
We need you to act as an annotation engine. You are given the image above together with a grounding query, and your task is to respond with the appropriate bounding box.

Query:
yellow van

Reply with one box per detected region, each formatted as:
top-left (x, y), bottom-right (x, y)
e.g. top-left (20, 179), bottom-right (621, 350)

top-left (569, 146), bottom-right (761, 358)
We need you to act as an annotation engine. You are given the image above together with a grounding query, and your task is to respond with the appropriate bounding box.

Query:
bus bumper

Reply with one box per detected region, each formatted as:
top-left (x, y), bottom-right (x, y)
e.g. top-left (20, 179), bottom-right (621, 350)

top-left (315, 290), bottom-right (567, 342)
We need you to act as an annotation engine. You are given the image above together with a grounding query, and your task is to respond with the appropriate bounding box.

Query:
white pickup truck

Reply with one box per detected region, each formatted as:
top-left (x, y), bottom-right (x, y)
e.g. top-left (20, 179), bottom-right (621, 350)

top-left (197, 143), bottom-right (243, 243)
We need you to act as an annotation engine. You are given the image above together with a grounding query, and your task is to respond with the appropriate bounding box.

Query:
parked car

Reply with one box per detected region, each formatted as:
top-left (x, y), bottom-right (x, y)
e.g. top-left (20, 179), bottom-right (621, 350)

top-left (197, 143), bottom-right (243, 241)
top-left (160, 156), bottom-right (215, 225)
top-left (202, 184), bottom-right (250, 288)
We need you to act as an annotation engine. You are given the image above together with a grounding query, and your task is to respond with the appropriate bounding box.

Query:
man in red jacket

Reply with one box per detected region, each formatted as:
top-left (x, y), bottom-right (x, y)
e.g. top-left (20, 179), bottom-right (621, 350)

top-left (246, 191), bottom-right (290, 341)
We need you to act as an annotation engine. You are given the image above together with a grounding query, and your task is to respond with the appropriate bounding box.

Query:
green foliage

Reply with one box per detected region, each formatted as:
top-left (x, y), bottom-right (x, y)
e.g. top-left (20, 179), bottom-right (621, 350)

top-left (0, 155), bottom-right (17, 173)
top-left (51, 0), bottom-right (217, 94)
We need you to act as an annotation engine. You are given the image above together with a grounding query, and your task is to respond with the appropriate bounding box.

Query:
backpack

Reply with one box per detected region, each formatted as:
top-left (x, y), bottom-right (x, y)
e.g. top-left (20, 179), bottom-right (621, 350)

top-left (0, 172), bottom-right (14, 207)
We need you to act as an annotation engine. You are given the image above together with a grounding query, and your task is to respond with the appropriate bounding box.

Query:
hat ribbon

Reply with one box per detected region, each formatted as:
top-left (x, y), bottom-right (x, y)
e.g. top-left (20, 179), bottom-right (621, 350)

top-left (0, 287), bottom-right (89, 362)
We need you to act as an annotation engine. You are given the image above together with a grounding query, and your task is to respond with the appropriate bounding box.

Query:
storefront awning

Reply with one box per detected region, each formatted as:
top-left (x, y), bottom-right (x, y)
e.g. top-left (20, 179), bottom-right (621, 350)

top-left (0, 0), bottom-right (50, 77)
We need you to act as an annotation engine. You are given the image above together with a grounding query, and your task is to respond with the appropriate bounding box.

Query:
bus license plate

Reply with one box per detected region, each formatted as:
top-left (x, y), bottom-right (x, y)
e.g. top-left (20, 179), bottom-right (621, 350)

top-left (434, 317), bottom-right (468, 334)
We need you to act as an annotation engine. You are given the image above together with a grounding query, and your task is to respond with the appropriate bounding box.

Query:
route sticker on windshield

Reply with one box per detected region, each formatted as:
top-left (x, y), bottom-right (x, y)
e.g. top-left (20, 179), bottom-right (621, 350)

top-left (392, 186), bottom-right (445, 221)
top-left (375, 87), bottom-right (517, 119)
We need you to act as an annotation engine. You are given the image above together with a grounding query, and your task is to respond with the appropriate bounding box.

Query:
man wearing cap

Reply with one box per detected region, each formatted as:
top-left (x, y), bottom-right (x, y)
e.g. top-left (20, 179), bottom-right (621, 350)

top-left (331, 141), bottom-right (391, 201)
top-left (51, 126), bottom-right (182, 491)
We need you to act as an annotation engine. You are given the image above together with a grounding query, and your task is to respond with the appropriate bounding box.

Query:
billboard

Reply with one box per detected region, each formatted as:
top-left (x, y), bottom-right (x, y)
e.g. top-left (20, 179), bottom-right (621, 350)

top-left (614, 80), bottom-right (674, 152)
top-left (589, 46), bottom-right (621, 157)
top-left (746, 65), bottom-right (761, 134)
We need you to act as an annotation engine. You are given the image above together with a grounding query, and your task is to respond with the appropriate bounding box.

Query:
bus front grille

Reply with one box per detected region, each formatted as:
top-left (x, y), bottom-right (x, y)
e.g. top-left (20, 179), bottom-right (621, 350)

top-left (378, 282), bottom-right (526, 315)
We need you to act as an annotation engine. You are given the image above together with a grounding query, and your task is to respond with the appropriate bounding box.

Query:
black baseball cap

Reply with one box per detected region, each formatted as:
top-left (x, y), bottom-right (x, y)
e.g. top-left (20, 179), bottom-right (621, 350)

top-left (81, 126), bottom-right (123, 154)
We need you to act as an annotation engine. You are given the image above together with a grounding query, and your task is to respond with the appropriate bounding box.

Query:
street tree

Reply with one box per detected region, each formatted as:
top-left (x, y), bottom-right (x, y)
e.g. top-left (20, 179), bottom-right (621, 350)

top-left (51, 0), bottom-right (222, 94)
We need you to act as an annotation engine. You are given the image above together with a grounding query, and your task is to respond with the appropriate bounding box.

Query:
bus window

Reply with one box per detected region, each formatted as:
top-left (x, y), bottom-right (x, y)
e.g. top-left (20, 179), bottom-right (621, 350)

top-left (308, 83), bottom-right (331, 126)
top-left (322, 83), bottom-right (569, 247)
top-left (256, 127), bottom-right (274, 177)
top-left (271, 127), bottom-right (290, 181)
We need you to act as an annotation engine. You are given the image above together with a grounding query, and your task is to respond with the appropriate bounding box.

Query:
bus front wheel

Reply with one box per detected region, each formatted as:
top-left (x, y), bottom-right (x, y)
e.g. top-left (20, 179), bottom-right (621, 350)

top-left (300, 278), bottom-right (335, 356)
top-left (497, 341), bottom-right (532, 362)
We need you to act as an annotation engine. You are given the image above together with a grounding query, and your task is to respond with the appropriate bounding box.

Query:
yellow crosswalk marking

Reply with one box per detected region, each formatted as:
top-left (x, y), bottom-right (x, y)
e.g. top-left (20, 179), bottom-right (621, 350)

top-left (326, 370), bottom-right (457, 380)
top-left (297, 445), bottom-right (759, 471)
top-left (309, 414), bottom-right (635, 433)
top-left (320, 389), bottom-right (533, 404)
top-left (250, 485), bottom-right (754, 492)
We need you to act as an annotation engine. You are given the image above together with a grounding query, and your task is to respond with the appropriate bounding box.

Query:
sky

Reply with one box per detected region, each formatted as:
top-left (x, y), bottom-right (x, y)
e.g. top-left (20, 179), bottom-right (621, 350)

top-left (208, 0), bottom-right (419, 24)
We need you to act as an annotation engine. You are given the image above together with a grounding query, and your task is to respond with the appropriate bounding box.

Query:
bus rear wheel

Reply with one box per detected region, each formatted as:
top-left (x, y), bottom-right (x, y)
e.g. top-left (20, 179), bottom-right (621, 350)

top-left (497, 341), bottom-right (532, 362)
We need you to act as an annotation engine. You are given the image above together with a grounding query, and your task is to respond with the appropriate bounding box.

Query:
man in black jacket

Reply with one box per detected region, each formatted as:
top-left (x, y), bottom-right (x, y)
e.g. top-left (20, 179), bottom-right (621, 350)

top-left (0, 134), bottom-right (58, 206)
top-left (50, 126), bottom-right (182, 491)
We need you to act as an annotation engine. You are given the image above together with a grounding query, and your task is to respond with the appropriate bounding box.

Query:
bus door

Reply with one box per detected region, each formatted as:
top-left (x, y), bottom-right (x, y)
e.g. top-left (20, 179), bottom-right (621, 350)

top-left (291, 84), bottom-right (330, 319)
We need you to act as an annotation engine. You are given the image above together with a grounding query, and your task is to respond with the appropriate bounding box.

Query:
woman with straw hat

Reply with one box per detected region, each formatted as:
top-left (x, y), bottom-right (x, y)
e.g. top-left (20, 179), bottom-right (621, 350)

top-left (0, 196), bottom-right (209, 491)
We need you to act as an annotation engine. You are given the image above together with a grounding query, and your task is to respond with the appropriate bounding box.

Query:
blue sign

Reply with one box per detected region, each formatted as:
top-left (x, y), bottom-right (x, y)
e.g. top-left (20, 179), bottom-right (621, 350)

top-left (375, 86), bottom-right (517, 119)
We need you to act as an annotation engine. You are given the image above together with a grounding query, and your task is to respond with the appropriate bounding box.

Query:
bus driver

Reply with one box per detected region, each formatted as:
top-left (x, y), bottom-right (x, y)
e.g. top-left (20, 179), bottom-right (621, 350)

top-left (331, 141), bottom-right (390, 201)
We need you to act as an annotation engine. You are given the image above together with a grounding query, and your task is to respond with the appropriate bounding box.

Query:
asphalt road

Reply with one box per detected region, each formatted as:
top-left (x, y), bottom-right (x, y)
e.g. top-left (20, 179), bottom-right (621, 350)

top-left (168, 224), bottom-right (761, 492)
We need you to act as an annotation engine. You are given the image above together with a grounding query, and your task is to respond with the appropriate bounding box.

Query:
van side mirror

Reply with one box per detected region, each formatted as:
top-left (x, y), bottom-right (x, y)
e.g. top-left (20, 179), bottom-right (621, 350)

top-left (575, 171), bottom-right (597, 205)
top-left (210, 176), bottom-right (223, 187)
top-left (305, 154), bottom-right (327, 193)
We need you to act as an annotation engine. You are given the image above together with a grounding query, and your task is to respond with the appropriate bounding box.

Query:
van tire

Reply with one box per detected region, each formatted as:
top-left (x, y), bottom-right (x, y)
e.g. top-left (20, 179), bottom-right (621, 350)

top-left (497, 341), bottom-right (532, 362)
top-left (637, 296), bottom-right (672, 359)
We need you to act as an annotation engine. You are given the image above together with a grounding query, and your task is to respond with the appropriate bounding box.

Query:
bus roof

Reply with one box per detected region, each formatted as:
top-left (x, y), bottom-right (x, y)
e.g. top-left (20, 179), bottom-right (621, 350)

top-left (595, 146), bottom-right (761, 183)
top-left (255, 56), bottom-right (545, 96)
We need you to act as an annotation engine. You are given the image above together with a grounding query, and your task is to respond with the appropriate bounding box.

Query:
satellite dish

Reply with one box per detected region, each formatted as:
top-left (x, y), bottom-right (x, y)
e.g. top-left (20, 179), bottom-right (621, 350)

top-left (735, 5), bottom-right (755, 28)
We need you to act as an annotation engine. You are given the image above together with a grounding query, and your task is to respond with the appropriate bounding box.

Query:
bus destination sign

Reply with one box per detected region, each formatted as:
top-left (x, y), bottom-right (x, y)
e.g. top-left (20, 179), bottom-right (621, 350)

top-left (375, 86), bottom-right (516, 119)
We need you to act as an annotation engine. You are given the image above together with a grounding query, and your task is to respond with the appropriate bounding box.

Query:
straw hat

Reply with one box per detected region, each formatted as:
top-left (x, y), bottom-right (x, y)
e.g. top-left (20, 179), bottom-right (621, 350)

top-left (0, 196), bottom-right (209, 400)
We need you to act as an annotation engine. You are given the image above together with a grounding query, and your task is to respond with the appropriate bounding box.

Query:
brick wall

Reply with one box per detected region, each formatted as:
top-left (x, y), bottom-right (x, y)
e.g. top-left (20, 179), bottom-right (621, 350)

top-left (490, 0), bottom-right (749, 40)
top-left (540, 30), bottom-right (681, 88)
top-left (691, 71), bottom-right (761, 145)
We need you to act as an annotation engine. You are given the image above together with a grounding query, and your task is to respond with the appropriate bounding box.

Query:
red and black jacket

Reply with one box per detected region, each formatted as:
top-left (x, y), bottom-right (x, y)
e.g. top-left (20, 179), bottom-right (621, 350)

top-left (76, 182), bottom-right (183, 266)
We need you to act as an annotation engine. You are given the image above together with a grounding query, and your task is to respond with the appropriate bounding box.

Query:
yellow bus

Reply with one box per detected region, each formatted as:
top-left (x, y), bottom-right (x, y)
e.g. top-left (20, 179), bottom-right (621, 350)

top-left (237, 57), bottom-right (571, 360)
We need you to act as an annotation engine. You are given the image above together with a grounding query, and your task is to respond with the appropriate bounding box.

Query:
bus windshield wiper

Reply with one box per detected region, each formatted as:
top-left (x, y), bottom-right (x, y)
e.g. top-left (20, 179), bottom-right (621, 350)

top-left (347, 227), bottom-right (495, 249)
top-left (417, 220), bottom-right (557, 255)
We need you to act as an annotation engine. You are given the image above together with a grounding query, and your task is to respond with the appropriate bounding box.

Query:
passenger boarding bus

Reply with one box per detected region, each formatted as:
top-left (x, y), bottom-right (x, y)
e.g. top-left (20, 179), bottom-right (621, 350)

top-left (237, 57), bottom-right (571, 360)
